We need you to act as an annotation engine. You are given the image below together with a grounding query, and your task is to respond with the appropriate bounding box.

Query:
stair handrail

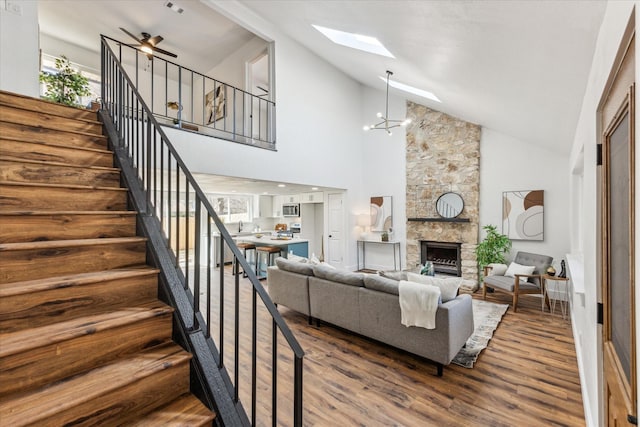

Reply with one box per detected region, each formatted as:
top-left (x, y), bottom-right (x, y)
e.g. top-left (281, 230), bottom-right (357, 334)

top-left (100, 35), bottom-right (303, 427)
top-left (101, 34), bottom-right (276, 148)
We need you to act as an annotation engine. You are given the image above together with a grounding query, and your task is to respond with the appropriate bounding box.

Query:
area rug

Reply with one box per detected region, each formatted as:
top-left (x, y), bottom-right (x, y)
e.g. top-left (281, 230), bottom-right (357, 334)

top-left (451, 299), bottom-right (509, 368)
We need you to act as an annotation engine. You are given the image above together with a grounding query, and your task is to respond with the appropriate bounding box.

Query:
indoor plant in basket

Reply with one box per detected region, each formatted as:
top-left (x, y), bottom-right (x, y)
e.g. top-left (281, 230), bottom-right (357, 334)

top-left (475, 224), bottom-right (511, 281)
top-left (39, 55), bottom-right (91, 108)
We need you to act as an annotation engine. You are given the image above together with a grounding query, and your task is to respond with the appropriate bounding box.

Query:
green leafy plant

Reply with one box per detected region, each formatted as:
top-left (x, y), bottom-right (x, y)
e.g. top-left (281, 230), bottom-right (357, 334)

top-left (39, 55), bottom-right (91, 107)
top-left (475, 225), bottom-right (512, 280)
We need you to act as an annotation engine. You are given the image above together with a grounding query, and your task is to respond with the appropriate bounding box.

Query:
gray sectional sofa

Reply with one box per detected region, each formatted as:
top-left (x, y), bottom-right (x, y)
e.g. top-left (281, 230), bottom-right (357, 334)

top-left (267, 258), bottom-right (474, 375)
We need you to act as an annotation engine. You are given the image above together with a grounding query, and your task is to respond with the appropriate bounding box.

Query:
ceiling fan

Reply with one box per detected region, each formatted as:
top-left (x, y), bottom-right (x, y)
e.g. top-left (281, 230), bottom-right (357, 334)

top-left (119, 27), bottom-right (177, 59)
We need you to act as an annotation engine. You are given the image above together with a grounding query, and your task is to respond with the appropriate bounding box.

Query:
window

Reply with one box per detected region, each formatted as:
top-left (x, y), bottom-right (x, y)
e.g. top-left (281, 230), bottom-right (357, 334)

top-left (208, 194), bottom-right (252, 223)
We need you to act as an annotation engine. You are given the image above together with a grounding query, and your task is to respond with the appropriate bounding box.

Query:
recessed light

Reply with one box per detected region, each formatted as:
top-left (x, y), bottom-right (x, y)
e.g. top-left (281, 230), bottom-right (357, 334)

top-left (379, 75), bottom-right (441, 103)
top-left (278, 184), bottom-right (286, 188)
top-left (312, 24), bottom-right (394, 58)
top-left (312, 187), bottom-right (318, 190)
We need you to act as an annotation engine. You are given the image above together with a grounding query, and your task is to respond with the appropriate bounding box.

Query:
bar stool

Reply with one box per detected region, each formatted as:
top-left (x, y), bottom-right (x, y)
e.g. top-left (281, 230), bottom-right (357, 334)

top-left (234, 242), bottom-right (256, 278)
top-left (256, 246), bottom-right (282, 279)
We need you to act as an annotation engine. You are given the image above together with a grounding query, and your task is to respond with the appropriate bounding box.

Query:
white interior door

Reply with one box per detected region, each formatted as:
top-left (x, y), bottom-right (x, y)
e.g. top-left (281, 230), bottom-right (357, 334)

top-left (245, 51), bottom-right (269, 139)
top-left (327, 193), bottom-right (344, 268)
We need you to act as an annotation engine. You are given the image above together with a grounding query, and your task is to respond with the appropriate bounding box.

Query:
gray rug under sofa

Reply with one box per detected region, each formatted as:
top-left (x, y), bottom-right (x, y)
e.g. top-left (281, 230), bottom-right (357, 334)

top-left (267, 258), bottom-right (474, 376)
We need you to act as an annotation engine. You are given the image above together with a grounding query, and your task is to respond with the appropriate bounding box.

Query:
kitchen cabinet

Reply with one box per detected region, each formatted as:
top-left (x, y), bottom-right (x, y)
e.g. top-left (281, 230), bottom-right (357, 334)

top-left (258, 195), bottom-right (272, 218)
top-left (272, 195), bottom-right (283, 217)
top-left (284, 194), bottom-right (300, 203)
top-left (286, 241), bottom-right (309, 258)
top-left (300, 191), bottom-right (323, 203)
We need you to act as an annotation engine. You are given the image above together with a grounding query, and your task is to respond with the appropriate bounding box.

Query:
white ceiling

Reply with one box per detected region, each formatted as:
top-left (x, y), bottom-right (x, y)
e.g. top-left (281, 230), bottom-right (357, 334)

top-left (37, 0), bottom-right (607, 191)
top-left (38, 0), bottom-right (255, 72)
top-left (235, 0), bottom-right (606, 153)
top-left (192, 173), bottom-right (342, 196)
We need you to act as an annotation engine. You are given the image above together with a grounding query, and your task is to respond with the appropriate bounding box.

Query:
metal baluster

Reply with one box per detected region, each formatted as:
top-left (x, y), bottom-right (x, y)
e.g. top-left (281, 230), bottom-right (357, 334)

top-left (206, 215), bottom-right (212, 338)
top-left (272, 318), bottom-right (277, 427)
top-left (193, 199), bottom-right (201, 332)
top-left (218, 232), bottom-right (225, 369)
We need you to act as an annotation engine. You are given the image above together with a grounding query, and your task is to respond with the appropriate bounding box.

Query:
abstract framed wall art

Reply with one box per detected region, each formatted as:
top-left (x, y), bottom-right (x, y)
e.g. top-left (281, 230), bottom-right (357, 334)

top-left (370, 196), bottom-right (392, 232)
top-left (205, 85), bottom-right (226, 124)
top-left (502, 190), bottom-right (544, 241)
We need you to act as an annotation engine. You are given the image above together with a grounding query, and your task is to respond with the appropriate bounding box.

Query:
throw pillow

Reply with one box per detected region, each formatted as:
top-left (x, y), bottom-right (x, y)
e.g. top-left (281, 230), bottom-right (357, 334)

top-left (320, 261), bottom-right (336, 269)
top-left (487, 263), bottom-right (508, 276)
top-left (504, 262), bottom-right (536, 283)
top-left (287, 253), bottom-right (308, 263)
top-left (406, 272), bottom-right (462, 302)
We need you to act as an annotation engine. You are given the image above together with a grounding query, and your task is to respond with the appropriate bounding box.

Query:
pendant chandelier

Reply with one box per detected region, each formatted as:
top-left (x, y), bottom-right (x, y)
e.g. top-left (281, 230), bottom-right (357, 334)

top-left (363, 70), bottom-right (411, 136)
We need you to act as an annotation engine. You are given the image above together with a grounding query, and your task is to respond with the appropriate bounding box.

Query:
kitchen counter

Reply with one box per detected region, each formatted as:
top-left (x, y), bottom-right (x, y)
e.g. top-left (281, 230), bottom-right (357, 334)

top-left (234, 235), bottom-right (309, 258)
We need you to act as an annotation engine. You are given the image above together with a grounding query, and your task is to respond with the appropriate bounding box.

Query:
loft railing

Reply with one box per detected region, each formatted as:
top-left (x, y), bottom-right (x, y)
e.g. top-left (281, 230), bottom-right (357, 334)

top-left (101, 35), bottom-right (276, 150)
top-left (100, 35), bottom-right (302, 426)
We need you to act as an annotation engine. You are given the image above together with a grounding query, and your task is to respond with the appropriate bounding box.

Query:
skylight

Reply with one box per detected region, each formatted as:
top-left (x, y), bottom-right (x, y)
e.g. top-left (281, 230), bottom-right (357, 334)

top-left (312, 24), bottom-right (394, 58)
top-left (380, 75), bottom-right (441, 103)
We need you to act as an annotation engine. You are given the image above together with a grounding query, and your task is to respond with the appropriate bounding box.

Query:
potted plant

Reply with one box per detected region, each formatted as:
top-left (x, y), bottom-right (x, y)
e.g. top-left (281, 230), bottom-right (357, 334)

top-left (39, 55), bottom-right (91, 108)
top-left (475, 224), bottom-right (511, 280)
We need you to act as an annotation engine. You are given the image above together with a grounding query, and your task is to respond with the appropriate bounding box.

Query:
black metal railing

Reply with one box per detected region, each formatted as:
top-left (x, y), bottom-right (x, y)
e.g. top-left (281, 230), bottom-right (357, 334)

top-left (101, 35), bottom-right (302, 426)
top-left (102, 35), bottom-right (276, 149)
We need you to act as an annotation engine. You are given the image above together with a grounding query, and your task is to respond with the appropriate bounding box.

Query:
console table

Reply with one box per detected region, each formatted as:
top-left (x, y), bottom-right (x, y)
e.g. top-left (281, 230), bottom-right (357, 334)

top-left (357, 240), bottom-right (401, 272)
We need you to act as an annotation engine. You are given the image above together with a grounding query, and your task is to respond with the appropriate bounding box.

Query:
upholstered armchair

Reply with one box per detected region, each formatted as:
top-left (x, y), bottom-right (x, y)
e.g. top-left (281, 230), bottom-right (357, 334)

top-left (482, 251), bottom-right (553, 312)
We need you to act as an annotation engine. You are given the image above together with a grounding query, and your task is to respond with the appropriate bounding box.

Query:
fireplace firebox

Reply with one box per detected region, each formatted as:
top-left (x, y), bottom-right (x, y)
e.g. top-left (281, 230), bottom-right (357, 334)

top-left (420, 241), bottom-right (462, 277)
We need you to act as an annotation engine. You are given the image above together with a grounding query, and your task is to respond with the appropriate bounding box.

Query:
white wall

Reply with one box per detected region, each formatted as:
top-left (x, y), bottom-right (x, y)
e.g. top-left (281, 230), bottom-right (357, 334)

top-left (0, 0), bottom-right (39, 96)
top-left (568, 2), bottom-right (638, 426)
top-left (358, 86), bottom-right (408, 271)
top-left (40, 33), bottom-right (100, 73)
top-left (167, 3), bottom-right (366, 269)
top-left (479, 127), bottom-right (571, 265)
top-left (207, 36), bottom-right (267, 90)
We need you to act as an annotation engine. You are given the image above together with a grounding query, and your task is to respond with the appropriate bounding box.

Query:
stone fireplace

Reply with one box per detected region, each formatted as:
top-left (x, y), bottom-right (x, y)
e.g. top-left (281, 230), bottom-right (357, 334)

top-left (405, 102), bottom-right (481, 291)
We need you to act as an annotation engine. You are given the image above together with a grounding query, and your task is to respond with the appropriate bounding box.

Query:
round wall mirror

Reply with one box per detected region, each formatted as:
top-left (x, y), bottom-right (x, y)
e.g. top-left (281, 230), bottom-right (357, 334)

top-left (436, 192), bottom-right (464, 218)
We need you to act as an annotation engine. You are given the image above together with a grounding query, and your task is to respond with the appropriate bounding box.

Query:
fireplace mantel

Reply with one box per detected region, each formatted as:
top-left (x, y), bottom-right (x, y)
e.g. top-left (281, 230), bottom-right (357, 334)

top-left (408, 217), bottom-right (471, 223)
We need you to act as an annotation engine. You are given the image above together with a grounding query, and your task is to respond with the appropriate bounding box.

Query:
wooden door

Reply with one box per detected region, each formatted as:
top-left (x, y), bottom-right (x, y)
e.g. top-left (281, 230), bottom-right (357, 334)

top-left (600, 30), bottom-right (636, 426)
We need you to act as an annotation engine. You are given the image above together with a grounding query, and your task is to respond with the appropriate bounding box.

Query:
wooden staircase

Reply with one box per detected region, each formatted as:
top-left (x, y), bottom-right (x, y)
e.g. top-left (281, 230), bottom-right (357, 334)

top-left (0, 91), bottom-right (216, 426)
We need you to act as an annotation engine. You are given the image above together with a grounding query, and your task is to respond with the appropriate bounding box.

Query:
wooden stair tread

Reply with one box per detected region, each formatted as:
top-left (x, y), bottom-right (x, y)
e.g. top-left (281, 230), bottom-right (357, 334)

top-left (0, 180), bottom-right (127, 192)
top-left (130, 393), bottom-right (215, 426)
top-left (0, 236), bottom-right (147, 252)
top-left (0, 157), bottom-right (120, 172)
top-left (0, 119), bottom-right (106, 140)
top-left (0, 210), bottom-right (134, 216)
top-left (0, 266), bottom-right (158, 298)
top-left (0, 91), bottom-right (98, 122)
top-left (0, 300), bottom-right (172, 357)
top-left (1, 137), bottom-right (113, 155)
top-left (0, 102), bottom-right (103, 126)
top-left (0, 342), bottom-right (191, 425)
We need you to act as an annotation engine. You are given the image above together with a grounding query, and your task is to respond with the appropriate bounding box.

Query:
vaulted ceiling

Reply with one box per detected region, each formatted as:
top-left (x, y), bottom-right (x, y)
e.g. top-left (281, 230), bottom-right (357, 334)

top-left (39, 0), bottom-right (607, 156)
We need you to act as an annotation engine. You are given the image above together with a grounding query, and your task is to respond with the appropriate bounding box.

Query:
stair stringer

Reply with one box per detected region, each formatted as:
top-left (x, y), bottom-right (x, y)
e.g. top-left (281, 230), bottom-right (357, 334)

top-left (99, 110), bottom-right (249, 427)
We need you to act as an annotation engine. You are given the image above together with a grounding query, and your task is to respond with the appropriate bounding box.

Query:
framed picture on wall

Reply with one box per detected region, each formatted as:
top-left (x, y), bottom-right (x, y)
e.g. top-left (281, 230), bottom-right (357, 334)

top-left (206, 85), bottom-right (226, 124)
top-left (370, 196), bottom-right (392, 232)
top-left (502, 190), bottom-right (544, 240)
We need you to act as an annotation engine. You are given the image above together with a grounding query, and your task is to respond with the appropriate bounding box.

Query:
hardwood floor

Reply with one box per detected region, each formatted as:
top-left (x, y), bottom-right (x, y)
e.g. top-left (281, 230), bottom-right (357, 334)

top-left (197, 267), bottom-right (584, 426)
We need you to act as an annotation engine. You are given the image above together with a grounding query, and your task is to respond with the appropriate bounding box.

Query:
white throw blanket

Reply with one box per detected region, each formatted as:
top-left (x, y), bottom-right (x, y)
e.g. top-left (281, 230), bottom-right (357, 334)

top-left (398, 280), bottom-right (441, 329)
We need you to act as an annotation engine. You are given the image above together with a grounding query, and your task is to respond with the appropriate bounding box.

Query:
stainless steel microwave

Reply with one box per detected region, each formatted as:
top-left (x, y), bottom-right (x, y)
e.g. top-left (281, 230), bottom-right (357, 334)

top-left (282, 203), bottom-right (300, 217)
